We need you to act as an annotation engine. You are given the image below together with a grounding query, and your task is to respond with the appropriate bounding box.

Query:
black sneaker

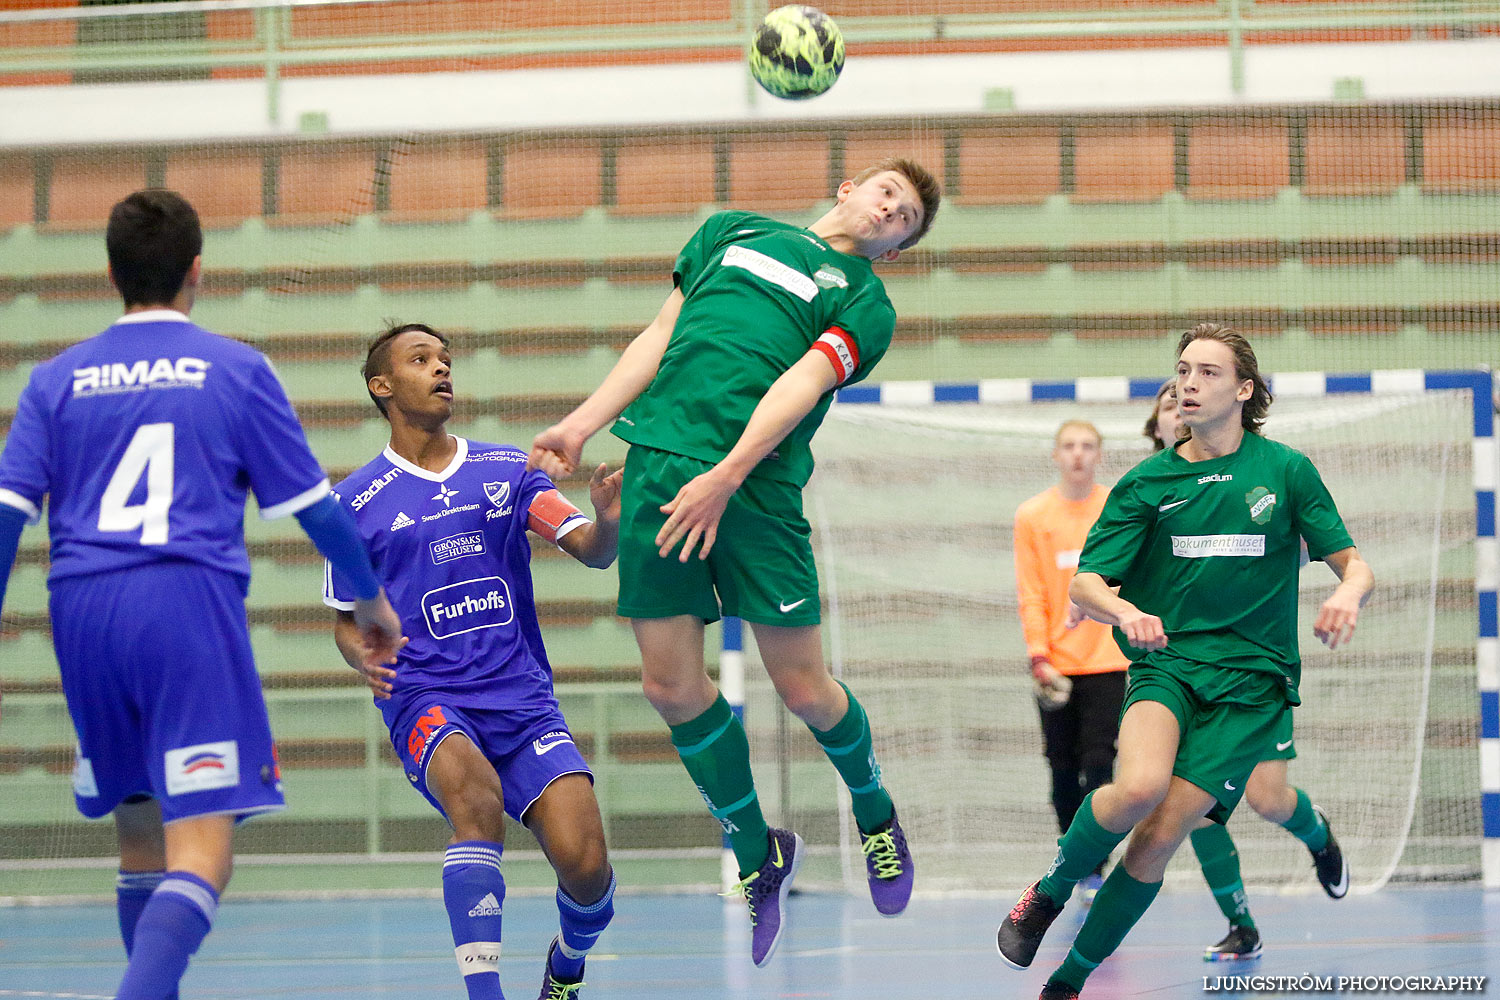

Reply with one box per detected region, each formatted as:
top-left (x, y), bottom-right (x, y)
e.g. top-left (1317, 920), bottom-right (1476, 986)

top-left (997, 881), bottom-right (1065, 969)
top-left (1203, 923), bottom-right (1262, 961)
top-left (1309, 806), bottom-right (1349, 898)
top-left (537, 936), bottom-right (585, 999)
top-left (1039, 981), bottom-right (1081, 1000)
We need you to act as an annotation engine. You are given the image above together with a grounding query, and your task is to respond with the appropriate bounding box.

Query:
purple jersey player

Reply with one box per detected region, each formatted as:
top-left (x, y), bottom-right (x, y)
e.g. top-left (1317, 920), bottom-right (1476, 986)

top-left (0, 190), bottom-right (402, 1000)
top-left (323, 323), bottom-right (620, 1000)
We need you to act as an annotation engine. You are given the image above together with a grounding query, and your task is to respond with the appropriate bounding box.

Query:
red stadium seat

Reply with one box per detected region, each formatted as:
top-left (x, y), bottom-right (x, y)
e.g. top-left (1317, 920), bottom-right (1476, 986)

top-left (611, 138), bottom-right (715, 216)
top-left (1074, 123), bottom-right (1175, 202)
top-left (164, 149), bottom-right (265, 227)
top-left (501, 138), bottom-right (603, 218)
top-left (44, 152), bottom-right (147, 228)
top-left (1187, 119), bottom-right (1290, 199)
top-left (956, 126), bottom-right (1061, 205)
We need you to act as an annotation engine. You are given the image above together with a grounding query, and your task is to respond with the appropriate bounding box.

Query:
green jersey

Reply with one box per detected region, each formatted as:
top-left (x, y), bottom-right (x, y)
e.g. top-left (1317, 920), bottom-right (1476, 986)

top-left (613, 210), bottom-right (896, 486)
top-left (1076, 431), bottom-right (1353, 701)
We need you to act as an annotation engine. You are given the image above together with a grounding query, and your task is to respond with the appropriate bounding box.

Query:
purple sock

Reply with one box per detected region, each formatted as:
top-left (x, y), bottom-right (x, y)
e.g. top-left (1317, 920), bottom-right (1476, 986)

top-left (114, 871), bottom-right (217, 1000)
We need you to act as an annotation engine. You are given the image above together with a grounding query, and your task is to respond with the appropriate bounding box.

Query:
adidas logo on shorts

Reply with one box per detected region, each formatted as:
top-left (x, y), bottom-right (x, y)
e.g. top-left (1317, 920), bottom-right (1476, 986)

top-left (468, 892), bottom-right (502, 917)
top-left (390, 511), bottom-right (415, 531)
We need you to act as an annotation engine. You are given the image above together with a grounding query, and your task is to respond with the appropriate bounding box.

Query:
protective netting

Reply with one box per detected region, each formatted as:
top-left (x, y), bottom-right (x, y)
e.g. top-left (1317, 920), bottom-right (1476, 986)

top-left (0, 0), bottom-right (1496, 896)
top-left (756, 390), bottom-right (1479, 894)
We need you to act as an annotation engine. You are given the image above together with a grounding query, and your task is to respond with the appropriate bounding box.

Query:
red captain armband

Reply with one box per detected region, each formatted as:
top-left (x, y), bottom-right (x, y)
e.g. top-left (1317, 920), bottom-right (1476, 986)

top-left (527, 489), bottom-right (589, 545)
top-left (811, 326), bottom-right (860, 385)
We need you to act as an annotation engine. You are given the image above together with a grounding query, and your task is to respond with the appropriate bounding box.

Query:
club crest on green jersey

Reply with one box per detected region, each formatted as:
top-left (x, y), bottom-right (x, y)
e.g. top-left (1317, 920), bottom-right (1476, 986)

top-left (1246, 486), bottom-right (1277, 524)
top-left (813, 265), bottom-right (848, 289)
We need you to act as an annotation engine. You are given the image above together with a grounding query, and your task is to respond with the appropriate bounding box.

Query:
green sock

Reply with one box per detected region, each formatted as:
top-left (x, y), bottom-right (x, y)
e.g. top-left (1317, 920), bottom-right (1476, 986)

top-left (669, 694), bottom-right (770, 876)
top-left (1190, 824), bottom-right (1255, 929)
top-left (809, 681), bottom-right (893, 832)
top-left (1281, 789), bottom-right (1328, 852)
top-left (1050, 865), bottom-right (1162, 991)
top-left (1037, 792), bottom-right (1129, 907)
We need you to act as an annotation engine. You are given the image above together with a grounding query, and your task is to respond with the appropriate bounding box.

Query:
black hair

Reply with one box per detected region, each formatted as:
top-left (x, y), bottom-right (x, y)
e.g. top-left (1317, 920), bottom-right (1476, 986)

top-left (362, 322), bottom-right (448, 418)
top-left (105, 190), bottom-right (203, 307)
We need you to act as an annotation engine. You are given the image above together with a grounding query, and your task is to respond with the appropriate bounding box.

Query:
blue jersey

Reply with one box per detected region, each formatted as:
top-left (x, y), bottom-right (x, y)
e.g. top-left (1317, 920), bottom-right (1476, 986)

top-left (323, 437), bottom-right (589, 718)
top-left (0, 311), bottom-right (331, 584)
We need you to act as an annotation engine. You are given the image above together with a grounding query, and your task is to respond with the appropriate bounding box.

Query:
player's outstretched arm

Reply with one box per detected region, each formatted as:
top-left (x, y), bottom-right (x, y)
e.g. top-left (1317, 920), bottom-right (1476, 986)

top-left (558, 463), bottom-right (624, 569)
top-left (657, 349), bottom-right (838, 563)
top-left (0, 504), bottom-right (25, 621)
top-left (296, 494), bottom-right (405, 669)
top-left (529, 288), bottom-right (684, 480)
top-left (333, 609), bottom-right (399, 699)
top-left (1314, 546), bottom-right (1373, 650)
top-left (1069, 571), bottom-right (1166, 650)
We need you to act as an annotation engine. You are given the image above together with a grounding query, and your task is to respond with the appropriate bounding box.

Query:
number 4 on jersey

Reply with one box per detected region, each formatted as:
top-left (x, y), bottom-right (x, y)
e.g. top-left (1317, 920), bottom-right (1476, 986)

top-left (98, 422), bottom-right (174, 545)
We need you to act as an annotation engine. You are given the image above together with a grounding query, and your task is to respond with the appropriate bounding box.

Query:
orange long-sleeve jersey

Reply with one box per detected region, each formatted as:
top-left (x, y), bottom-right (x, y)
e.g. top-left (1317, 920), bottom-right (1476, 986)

top-left (1013, 484), bottom-right (1129, 677)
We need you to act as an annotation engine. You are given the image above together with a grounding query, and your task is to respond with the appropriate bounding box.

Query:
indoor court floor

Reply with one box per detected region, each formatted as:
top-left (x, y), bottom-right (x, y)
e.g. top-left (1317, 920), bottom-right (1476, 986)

top-left (2, 884), bottom-right (1495, 998)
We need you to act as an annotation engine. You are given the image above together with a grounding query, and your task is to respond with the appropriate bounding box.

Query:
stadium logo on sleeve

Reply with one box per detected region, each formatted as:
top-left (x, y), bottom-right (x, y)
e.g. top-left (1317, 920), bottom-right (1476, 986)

top-left (164, 740), bottom-right (240, 795)
top-left (423, 577), bottom-right (515, 638)
top-left (72, 357), bottom-right (209, 397)
top-left (352, 468), bottom-right (402, 510)
top-left (430, 531), bottom-right (485, 565)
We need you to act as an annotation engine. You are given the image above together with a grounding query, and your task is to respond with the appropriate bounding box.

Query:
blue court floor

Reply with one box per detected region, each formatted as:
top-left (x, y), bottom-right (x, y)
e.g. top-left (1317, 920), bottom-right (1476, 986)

top-left (1, 886), bottom-right (1494, 999)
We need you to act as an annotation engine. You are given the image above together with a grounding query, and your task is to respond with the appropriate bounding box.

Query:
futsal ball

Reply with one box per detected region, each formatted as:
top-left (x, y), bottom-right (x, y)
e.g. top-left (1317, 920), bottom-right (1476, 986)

top-left (749, 5), bottom-right (845, 101)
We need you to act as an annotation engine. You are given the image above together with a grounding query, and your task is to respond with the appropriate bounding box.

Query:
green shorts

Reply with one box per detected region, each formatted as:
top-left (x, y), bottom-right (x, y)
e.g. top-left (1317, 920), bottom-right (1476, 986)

top-left (616, 446), bottom-right (821, 626)
top-left (1266, 709), bottom-right (1296, 762)
top-left (1122, 654), bottom-right (1290, 824)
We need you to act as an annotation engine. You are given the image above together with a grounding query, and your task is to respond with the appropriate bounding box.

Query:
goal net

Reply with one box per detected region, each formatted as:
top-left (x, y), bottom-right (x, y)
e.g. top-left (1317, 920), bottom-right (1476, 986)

top-left (743, 379), bottom-right (1481, 895)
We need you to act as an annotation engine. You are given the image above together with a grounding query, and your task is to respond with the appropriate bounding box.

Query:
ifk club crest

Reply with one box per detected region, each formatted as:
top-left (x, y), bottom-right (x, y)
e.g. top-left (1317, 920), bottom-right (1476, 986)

top-left (483, 481), bottom-right (510, 509)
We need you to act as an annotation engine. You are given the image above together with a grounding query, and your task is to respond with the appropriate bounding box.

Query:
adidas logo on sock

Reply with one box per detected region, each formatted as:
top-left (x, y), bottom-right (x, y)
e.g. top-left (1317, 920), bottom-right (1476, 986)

top-left (468, 892), bottom-right (502, 917)
top-left (390, 511), bottom-right (415, 531)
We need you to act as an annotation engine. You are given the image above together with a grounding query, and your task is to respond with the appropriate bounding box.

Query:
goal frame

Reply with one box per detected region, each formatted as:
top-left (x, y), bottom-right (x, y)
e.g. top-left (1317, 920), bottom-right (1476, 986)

top-left (790, 367), bottom-right (1497, 888)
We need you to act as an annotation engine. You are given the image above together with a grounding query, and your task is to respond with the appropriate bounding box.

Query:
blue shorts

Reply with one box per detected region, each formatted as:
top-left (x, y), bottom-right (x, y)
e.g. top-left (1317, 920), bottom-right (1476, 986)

top-left (389, 697), bottom-right (591, 823)
top-left (50, 562), bottom-right (284, 823)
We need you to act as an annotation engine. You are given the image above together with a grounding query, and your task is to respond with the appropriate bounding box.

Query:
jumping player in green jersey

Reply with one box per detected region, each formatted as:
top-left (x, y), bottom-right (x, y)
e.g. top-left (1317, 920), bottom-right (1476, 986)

top-left (1145, 379), bottom-right (1350, 964)
top-left (998, 324), bottom-right (1374, 999)
top-left (529, 158), bottom-right (941, 966)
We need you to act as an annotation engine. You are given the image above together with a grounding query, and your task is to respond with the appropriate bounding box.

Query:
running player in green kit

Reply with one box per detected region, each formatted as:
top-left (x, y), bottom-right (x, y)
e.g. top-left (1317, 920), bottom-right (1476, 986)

top-left (529, 158), bottom-right (942, 966)
top-left (998, 323), bottom-right (1374, 999)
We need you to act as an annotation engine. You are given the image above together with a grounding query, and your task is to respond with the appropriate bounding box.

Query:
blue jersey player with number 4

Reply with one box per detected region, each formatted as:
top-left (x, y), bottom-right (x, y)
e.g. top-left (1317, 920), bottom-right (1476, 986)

top-left (0, 190), bottom-right (403, 1000)
top-left (323, 323), bottom-right (622, 1000)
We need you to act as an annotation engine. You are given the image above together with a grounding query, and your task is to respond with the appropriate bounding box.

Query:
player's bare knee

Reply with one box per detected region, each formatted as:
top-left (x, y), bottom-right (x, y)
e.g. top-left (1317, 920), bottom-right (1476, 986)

top-left (1111, 775), bottom-right (1169, 822)
top-left (640, 671), bottom-right (714, 720)
top-left (554, 836), bottom-right (612, 901)
top-left (447, 787), bottom-right (507, 843)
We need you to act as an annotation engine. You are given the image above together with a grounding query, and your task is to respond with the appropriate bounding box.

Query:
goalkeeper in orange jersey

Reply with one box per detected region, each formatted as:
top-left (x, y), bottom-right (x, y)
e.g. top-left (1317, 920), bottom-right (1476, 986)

top-left (1013, 420), bottom-right (1129, 903)
top-left (1146, 378), bottom-right (1351, 964)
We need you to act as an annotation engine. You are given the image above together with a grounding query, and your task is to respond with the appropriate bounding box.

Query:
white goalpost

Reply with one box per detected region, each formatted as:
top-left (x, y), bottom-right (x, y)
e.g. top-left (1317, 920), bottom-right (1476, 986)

top-left (737, 369), bottom-right (1494, 896)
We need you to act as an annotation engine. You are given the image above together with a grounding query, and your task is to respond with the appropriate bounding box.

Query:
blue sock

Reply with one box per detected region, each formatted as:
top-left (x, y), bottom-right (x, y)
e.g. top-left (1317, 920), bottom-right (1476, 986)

top-left (444, 841), bottom-right (506, 1000)
top-left (116, 869), bottom-right (165, 954)
top-left (114, 871), bottom-right (217, 1000)
top-left (551, 868), bottom-right (616, 982)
